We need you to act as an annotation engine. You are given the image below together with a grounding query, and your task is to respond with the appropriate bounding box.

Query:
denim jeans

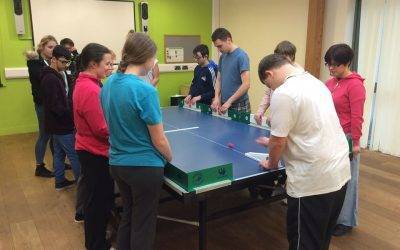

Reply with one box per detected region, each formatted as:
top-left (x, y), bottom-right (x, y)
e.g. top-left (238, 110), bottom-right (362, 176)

top-left (337, 154), bottom-right (360, 227)
top-left (52, 133), bottom-right (81, 183)
top-left (34, 104), bottom-right (51, 165)
top-left (230, 99), bottom-right (251, 113)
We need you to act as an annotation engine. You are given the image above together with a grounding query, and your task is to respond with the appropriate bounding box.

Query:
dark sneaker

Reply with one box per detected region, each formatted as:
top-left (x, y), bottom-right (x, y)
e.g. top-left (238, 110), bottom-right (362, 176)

top-left (55, 179), bottom-right (75, 191)
top-left (35, 164), bottom-right (54, 178)
top-left (332, 224), bottom-right (353, 237)
top-left (64, 163), bottom-right (72, 170)
top-left (74, 213), bottom-right (84, 223)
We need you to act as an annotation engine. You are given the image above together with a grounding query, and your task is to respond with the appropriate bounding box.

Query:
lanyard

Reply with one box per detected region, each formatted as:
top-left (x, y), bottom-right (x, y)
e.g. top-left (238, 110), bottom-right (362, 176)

top-left (61, 71), bottom-right (69, 95)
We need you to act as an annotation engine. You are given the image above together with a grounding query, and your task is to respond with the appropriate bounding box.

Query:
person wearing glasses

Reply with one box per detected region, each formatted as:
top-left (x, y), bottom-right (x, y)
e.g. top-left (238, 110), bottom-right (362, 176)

top-left (40, 45), bottom-right (81, 190)
top-left (324, 44), bottom-right (366, 237)
top-left (184, 44), bottom-right (217, 106)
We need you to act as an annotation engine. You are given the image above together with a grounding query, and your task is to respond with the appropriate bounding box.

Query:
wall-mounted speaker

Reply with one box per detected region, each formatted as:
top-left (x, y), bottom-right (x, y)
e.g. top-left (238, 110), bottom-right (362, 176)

top-left (13, 0), bottom-right (25, 35)
top-left (140, 2), bottom-right (148, 33)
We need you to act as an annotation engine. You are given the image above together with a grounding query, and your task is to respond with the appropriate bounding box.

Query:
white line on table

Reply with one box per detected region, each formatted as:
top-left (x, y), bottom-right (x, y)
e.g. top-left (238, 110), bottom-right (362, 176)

top-left (165, 126), bottom-right (199, 133)
top-left (164, 122), bottom-right (246, 156)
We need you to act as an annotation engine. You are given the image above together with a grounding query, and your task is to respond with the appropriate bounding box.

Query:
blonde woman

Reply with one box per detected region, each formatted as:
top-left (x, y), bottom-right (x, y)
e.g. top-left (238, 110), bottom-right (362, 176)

top-left (26, 35), bottom-right (58, 178)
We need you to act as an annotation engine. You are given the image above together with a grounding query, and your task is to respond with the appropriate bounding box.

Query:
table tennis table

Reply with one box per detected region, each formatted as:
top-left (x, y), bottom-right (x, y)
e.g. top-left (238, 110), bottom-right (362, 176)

top-left (160, 106), bottom-right (286, 250)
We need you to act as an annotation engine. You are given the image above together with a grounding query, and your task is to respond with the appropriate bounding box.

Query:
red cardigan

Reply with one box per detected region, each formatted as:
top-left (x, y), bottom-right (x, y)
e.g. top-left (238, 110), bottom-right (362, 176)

top-left (73, 72), bottom-right (109, 157)
top-left (326, 72), bottom-right (366, 147)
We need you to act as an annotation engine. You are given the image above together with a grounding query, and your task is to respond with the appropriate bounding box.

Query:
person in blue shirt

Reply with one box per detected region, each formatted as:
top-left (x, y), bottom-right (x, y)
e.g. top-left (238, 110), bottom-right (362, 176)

top-left (100, 32), bottom-right (172, 250)
top-left (211, 28), bottom-right (251, 114)
top-left (184, 44), bottom-right (218, 106)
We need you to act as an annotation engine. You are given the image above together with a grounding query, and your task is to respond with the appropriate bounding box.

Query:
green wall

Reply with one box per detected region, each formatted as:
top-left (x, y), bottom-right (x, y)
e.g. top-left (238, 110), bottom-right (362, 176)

top-left (0, 0), bottom-right (37, 136)
top-left (142, 0), bottom-right (213, 106)
top-left (0, 0), bottom-right (212, 136)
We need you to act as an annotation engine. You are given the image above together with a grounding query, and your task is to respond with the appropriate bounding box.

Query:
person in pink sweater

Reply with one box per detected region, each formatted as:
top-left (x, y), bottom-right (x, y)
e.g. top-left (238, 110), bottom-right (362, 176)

top-left (255, 41), bottom-right (303, 125)
top-left (324, 43), bottom-right (366, 237)
top-left (73, 43), bottom-right (114, 250)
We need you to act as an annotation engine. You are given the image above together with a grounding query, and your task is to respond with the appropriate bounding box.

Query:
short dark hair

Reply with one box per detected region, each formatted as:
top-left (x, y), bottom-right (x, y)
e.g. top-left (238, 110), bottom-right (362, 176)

top-left (258, 54), bottom-right (290, 83)
top-left (52, 45), bottom-right (71, 60)
top-left (193, 44), bottom-right (209, 58)
top-left (60, 38), bottom-right (74, 47)
top-left (78, 43), bottom-right (111, 72)
top-left (274, 41), bottom-right (297, 61)
top-left (211, 28), bottom-right (232, 42)
top-left (324, 43), bottom-right (354, 66)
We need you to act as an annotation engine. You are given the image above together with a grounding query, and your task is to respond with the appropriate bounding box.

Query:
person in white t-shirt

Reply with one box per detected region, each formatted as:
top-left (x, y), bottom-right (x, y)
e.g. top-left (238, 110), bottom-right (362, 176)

top-left (256, 53), bottom-right (351, 250)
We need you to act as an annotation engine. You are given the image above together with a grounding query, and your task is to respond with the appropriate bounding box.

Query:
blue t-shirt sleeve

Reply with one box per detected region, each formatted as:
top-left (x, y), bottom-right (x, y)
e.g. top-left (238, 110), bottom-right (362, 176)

top-left (139, 89), bottom-right (162, 125)
top-left (238, 52), bottom-right (250, 73)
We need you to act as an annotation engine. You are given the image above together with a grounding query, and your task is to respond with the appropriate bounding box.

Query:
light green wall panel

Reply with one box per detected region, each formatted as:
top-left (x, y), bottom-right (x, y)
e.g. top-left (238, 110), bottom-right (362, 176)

top-left (0, 0), bottom-right (36, 136)
top-left (0, 0), bottom-right (213, 135)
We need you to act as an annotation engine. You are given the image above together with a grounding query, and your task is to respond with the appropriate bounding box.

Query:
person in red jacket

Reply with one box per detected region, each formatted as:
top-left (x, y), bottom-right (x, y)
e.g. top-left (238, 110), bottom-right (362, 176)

top-left (324, 43), bottom-right (366, 236)
top-left (73, 43), bottom-right (114, 250)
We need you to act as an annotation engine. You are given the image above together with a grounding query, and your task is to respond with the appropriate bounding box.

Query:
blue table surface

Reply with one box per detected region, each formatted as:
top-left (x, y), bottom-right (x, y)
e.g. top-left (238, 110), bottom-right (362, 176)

top-left (162, 107), bottom-right (280, 181)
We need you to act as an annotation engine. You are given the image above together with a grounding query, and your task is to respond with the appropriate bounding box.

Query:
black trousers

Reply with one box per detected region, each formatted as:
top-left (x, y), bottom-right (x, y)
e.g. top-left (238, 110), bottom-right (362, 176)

top-left (110, 166), bottom-right (164, 250)
top-left (287, 184), bottom-right (347, 250)
top-left (77, 150), bottom-right (114, 250)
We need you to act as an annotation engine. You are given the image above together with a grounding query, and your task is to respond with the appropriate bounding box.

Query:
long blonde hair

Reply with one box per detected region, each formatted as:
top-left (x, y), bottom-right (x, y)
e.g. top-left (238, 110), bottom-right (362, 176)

top-left (37, 35), bottom-right (57, 54)
top-left (24, 35), bottom-right (58, 60)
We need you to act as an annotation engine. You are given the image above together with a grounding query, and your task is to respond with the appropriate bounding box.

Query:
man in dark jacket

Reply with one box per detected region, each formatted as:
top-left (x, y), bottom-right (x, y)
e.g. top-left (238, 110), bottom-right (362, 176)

top-left (60, 38), bottom-right (79, 81)
top-left (184, 44), bottom-right (217, 106)
top-left (27, 37), bottom-right (71, 177)
top-left (41, 45), bottom-right (81, 190)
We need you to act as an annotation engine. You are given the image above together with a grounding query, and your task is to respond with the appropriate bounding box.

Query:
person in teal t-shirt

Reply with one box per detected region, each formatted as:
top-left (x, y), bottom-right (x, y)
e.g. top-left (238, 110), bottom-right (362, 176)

top-left (100, 32), bottom-right (172, 250)
top-left (102, 72), bottom-right (166, 167)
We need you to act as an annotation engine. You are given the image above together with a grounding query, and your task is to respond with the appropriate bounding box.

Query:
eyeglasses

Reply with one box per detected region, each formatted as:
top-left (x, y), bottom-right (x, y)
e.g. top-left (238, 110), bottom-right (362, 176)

top-left (193, 55), bottom-right (203, 60)
top-left (58, 59), bottom-right (71, 66)
top-left (324, 62), bottom-right (341, 68)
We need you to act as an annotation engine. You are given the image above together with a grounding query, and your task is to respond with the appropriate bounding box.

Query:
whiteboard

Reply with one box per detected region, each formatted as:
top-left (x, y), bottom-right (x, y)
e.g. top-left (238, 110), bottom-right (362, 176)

top-left (30, 0), bottom-right (135, 61)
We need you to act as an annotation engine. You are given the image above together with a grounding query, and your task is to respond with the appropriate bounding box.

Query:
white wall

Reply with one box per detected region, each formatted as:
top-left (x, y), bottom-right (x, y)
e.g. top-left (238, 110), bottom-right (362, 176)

top-left (213, 0), bottom-right (309, 113)
top-left (319, 0), bottom-right (356, 82)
